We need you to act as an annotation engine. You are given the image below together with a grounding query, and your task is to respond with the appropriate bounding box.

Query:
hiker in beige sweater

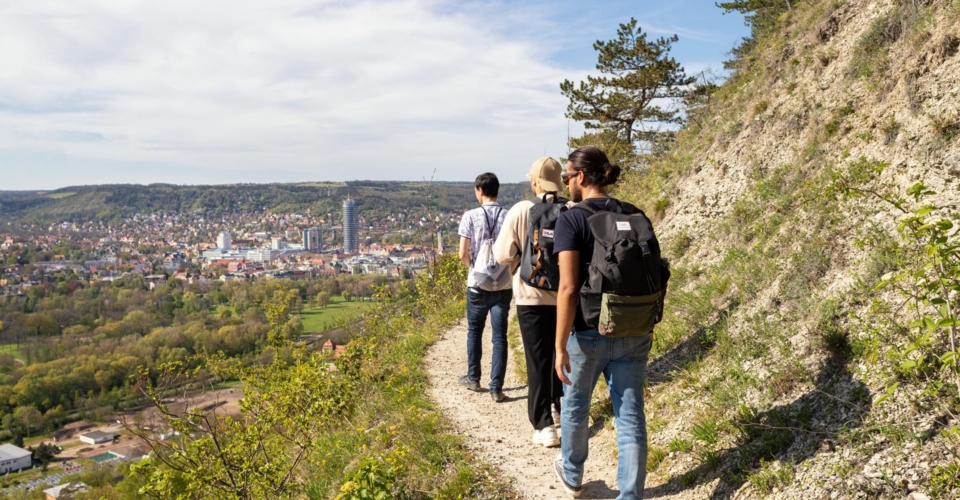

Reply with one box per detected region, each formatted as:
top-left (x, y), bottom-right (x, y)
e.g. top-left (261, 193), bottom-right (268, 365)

top-left (493, 157), bottom-right (568, 448)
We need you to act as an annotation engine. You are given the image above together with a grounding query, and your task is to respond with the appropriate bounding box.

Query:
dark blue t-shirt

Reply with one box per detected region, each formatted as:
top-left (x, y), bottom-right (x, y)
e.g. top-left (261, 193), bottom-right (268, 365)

top-left (553, 197), bottom-right (624, 332)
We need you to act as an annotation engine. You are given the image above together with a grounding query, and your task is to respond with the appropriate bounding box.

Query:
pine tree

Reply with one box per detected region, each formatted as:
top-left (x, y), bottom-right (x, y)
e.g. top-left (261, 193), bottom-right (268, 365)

top-left (560, 18), bottom-right (695, 161)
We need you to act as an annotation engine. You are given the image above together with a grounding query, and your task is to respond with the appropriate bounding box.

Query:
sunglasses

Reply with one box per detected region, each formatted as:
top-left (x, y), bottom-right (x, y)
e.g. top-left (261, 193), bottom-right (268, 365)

top-left (560, 170), bottom-right (579, 184)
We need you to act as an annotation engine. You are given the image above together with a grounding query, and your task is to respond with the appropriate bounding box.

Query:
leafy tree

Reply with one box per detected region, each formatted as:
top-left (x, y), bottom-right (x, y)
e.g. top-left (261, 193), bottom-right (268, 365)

top-left (560, 18), bottom-right (695, 162)
top-left (13, 405), bottom-right (44, 436)
top-left (24, 312), bottom-right (58, 337)
top-left (30, 442), bottom-right (60, 465)
top-left (264, 290), bottom-right (298, 346)
top-left (341, 291), bottom-right (352, 303)
top-left (317, 291), bottom-right (332, 309)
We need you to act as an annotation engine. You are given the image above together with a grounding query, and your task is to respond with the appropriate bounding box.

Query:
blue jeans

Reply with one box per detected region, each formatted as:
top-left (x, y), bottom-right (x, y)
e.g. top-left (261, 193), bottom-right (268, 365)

top-left (465, 287), bottom-right (512, 393)
top-left (559, 329), bottom-right (653, 500)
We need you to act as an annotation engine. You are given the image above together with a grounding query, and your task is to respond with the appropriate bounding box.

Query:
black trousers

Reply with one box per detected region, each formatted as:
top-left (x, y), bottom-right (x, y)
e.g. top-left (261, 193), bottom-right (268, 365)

top-left (516, 305), bottom-right (563, 430)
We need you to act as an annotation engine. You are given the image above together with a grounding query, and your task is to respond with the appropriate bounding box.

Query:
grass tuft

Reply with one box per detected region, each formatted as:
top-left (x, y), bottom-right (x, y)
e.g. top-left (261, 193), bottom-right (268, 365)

top-left (692, 419), bottom-right (720, 445)
top-left (647, 446), bottom-right (668, 472)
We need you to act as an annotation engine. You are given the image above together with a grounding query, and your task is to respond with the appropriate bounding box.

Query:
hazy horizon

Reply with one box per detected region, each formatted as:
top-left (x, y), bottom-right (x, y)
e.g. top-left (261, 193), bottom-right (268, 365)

top-left (0, 178), bottom-right (530, 193)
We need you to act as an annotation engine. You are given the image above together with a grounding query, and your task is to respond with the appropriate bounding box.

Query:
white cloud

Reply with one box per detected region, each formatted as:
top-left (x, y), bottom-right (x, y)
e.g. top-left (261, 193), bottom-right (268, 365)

top-left (0, 0), bottom-right (587, 188)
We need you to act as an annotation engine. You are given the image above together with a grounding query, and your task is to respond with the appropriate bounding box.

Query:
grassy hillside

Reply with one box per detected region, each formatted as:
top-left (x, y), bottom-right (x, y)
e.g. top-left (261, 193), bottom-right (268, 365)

top-left (610, 0), bottom-right (960, 497)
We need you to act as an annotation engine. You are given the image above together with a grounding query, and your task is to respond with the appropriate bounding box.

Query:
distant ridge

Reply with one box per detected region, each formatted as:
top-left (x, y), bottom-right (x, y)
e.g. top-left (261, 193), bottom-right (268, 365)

top-left (0, 180), bottom-right (529, 224)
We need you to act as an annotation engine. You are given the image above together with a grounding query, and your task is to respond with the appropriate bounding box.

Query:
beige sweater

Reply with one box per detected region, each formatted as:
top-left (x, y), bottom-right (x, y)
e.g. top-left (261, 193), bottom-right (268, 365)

top-left (493, 199), bottom-right (558, 306)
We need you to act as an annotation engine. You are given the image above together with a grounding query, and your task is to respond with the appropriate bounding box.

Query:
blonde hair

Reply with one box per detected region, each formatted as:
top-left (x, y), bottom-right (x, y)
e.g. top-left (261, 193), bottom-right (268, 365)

top-left (530, 176), bottom-right (543, 191)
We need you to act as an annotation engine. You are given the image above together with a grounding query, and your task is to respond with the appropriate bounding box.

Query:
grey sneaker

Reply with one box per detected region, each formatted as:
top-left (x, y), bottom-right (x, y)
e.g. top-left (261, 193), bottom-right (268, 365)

top-left (491, 391), bottom-right (506, 402)
top-left (554, 452), bottom-right (581, 498)
top-left (458, 376), bottom-right (481, 392)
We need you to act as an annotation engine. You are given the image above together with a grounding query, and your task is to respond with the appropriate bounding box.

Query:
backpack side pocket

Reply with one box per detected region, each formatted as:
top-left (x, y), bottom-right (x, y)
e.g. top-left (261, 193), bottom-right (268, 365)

top-left (598, 292), bottom-right (660, 337)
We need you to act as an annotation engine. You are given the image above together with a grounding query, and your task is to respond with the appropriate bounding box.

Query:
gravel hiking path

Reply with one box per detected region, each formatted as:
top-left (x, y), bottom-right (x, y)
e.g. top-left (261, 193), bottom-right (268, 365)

top-left (426, 312), bottom-right (621, 499)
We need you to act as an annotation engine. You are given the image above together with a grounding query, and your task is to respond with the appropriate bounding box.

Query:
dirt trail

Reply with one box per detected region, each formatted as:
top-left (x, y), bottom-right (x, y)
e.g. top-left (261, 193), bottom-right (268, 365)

top-left (425, 313), bottom-right (621, 499)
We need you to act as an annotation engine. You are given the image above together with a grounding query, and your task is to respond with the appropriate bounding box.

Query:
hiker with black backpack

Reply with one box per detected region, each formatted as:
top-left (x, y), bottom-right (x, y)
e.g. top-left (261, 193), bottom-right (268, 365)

top-left (457, 173), bottom-right (513, 403)
top-left (552, 146), bottom-right (669, 500)
top-left (492, 157), bottom-right (569, 448)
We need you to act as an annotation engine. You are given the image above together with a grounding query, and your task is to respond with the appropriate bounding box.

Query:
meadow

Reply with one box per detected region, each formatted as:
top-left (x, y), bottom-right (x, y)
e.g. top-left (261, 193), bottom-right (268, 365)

top-left (298, 296), bottom-right (375, 333)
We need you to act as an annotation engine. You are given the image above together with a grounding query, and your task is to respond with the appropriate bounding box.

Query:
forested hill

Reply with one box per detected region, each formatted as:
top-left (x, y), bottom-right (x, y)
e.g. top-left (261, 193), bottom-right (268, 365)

top-left (0, 181), bottom-right (529, 224)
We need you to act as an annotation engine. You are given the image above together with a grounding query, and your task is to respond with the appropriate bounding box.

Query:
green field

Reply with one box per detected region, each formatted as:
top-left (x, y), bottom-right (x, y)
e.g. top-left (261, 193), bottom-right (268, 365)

top-left (299, 297), bottom-right (374, 333)
top-left (0, 344), bottom-right (24, 361)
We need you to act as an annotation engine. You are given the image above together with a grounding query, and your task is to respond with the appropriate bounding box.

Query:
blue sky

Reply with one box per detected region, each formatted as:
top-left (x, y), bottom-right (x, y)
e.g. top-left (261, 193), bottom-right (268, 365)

top-left (0, 0), bottom-right (747, 190)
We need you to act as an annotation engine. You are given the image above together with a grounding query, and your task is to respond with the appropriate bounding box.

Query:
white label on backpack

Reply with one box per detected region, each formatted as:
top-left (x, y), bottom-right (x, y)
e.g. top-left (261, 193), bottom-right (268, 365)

top-left (616, 221), bottom-right (631, 231)
top-left (541, 229), bottom-right (554, 238)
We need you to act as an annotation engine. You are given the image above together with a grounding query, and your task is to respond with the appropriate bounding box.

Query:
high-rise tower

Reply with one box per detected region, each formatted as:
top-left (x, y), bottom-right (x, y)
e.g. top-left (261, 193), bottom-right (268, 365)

top-left (342, 198), bottom-right (359, 254)
top-left (216, 232), bottom-right (232, 251)
top-left (302, 227), bottom-right (321, 252)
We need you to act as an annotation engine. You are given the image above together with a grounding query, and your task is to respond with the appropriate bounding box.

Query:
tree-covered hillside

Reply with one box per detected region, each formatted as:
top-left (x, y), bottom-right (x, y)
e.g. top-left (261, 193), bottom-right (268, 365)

top-left (0, 181), bottom-right (530, 224)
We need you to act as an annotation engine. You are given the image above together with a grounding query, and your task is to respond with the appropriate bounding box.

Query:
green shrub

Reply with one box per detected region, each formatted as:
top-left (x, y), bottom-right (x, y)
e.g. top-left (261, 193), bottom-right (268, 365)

top-left (129, 255), bottom-right (510, 499)
top-left (930, 462), bottom-right (960, 496)
top-left (336, 456), bottom-right (401, 500)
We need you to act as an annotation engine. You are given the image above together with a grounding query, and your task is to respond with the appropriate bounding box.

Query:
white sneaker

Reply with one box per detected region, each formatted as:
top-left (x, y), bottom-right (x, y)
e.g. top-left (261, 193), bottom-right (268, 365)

top-left (552, 408), bottom-right (562, 428)
top-left (532, 426), bottom-right (560, 447)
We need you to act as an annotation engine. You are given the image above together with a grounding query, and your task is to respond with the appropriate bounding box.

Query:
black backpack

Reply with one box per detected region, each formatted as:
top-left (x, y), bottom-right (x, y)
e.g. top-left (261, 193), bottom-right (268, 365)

top-left (575, 200), bottom-right (670, 337)
top-left (520, 193), bottom-right (569, 291)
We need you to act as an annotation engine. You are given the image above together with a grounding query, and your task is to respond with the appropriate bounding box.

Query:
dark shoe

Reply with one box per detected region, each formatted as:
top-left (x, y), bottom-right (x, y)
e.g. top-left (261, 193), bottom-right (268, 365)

top-left (458, 376), bottom-right (481, 392)
top-left (554, 452), bottom-right (582, 498)
top-left (491, 391), bottom-right (506, 402)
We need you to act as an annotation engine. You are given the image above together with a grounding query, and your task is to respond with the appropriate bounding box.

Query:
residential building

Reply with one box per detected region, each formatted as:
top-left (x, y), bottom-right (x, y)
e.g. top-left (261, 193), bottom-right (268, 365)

top-left (162, 252), bottom-right (187, 272)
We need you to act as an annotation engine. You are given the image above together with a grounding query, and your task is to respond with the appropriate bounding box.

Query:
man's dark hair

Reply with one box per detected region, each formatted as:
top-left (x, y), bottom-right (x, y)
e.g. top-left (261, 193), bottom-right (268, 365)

top-left (567, 146), bottom-right (621, 187)
top-left (474, 172), bottom-right (500, 198)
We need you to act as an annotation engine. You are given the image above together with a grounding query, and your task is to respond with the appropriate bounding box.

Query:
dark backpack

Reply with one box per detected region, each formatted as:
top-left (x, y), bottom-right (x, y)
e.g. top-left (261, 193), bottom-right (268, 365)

top-left (520, 193), bottom-right (569, 291)
top-left (575, 200), bottom-right (670, 337)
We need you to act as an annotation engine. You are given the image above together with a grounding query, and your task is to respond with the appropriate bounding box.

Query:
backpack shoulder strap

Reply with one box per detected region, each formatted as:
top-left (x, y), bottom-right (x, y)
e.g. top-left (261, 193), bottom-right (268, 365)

top-left (619, 201), bottom-right (644, 216)
top-left (571, 201), bottom-right (598, 215)
top-left (539, 192), bottom-right (563, 203)
top-left (483, 206), bottom-right (502, 240)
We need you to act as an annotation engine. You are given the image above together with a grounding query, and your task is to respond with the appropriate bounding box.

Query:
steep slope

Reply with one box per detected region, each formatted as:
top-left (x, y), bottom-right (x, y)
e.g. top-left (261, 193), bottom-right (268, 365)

top-left (612, 0), bottom-right (960, 498)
